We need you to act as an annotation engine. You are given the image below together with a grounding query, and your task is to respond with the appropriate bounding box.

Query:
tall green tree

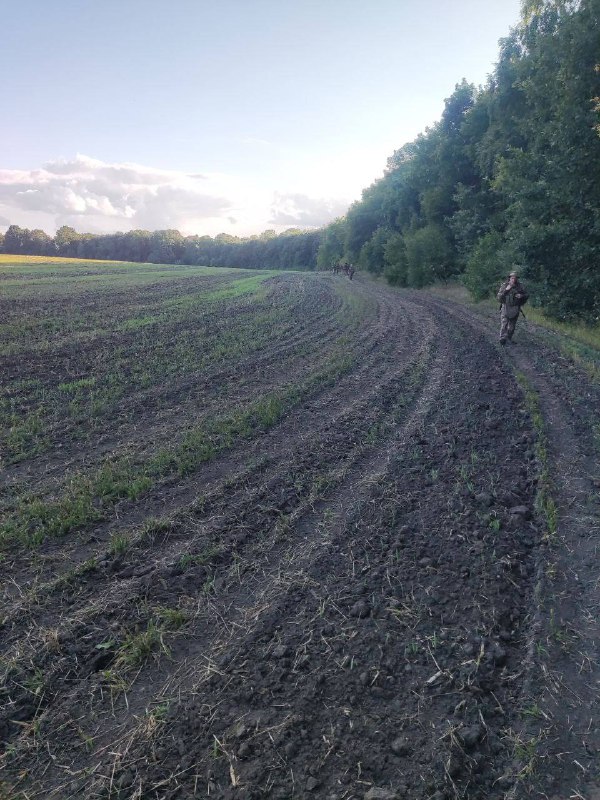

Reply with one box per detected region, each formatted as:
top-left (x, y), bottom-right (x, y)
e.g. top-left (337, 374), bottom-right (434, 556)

top-left (316, 218), bottom-right (346, 269)
top-left (54, 226), bottom-right (80, 256)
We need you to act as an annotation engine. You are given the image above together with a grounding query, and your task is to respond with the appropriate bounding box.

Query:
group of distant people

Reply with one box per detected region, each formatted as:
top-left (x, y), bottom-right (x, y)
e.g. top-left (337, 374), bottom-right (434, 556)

top-left (332, 260), bottom-right (355, 280)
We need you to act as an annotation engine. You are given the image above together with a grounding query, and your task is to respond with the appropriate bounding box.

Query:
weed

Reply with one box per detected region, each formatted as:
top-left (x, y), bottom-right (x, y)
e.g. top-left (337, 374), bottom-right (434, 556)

top-left (142, 700), bottom-right (171, 737)
top-left (212, 735), bottom-right (224, 759)
top-left (154, 607), bottom-right (188, 630)
top-left (404, 640), bottom-right (421, 656)
top-left (521, 704), bottom-right (543, 720)
top-left (503, 728), bottom-right (543, 778)
top-left (544, 561), bottom-right (557, 580)
top-left (101, 668), bottom-right (129, 695)
top-left (114, 620), bottom-right (170, 671)
top-left (149, 700), bottom-right (170, 721)
top-left (365, 423), bottom-right (384, 445)
top-left (79, 556), bottom-right (98, 573)
top-left (140, 517), bottom-right (172, 540)
top-left (535, 642), bottom-right (549, 657)
top-left (178, 545), bottom-right (220, 570)
top-left (488, 516), bottom-right (501, 532)
top-left (3, 410), bottom-right (49, 463)
top-left (95, 638), bottom-right (116, 651)
top-left (310, 473), bottom-right (335, 498)
top-left (41, 627), bottom-right (61, 653)
top-left (548, 608), bottom-right (570, 646)
top-left (273, 514), bottom-right (292, 541)
top-left (73, 724), bottom-right (97, 753)
top-left (109, 533), bottom-right (130, 556)
top-left (254, 395), bottom-right (285, 429)
top-left (23, 667), bottom-right (45, 696)
top-left (58, 377), bottom-right (96, 392)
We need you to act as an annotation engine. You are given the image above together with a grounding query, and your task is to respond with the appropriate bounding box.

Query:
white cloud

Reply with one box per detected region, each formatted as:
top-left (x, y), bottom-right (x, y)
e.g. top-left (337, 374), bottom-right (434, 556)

top-left (270, 193), bottom-right (348, 227)
top-left (0, 155), bottom-right (237, 236)
top-left (0, 153), bottom-right (358, 237)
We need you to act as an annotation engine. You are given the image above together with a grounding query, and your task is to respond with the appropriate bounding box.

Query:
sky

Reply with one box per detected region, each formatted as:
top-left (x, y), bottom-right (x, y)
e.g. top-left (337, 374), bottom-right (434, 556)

top-left (1, 0), bottom-right (523, 239)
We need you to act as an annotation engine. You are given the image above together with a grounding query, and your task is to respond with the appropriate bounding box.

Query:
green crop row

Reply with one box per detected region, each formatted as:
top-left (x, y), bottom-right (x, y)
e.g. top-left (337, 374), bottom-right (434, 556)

top-left (0, 350), bottom-right (354, 550)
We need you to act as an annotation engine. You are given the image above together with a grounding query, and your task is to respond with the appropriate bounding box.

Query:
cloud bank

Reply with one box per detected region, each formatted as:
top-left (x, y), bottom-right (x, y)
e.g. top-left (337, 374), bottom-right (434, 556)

top-left (270, 192), bottom-right (349, 227)
top-left (0, 155), bottom-right (349, 237)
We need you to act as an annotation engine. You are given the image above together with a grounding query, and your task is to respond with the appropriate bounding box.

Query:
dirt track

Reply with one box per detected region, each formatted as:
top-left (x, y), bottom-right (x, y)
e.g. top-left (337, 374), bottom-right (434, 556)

top-left (1, 273), bottom-right (599, 799)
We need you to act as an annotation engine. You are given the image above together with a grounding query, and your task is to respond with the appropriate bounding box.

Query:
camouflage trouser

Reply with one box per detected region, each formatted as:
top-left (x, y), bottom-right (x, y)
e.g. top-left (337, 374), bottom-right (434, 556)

top-left (500, 309), bottom-right (518, 342)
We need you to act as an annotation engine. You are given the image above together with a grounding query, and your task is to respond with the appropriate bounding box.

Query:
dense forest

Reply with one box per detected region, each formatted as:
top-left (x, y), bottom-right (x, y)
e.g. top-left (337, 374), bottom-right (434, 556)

top-left (2, 0), bottom-right (599, 321)
top-left (318, 0), bottom-right (600, 321)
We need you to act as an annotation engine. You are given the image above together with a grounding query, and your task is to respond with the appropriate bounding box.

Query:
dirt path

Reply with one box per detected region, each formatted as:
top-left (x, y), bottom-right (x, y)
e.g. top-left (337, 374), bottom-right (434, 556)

top-left (1, 277), bottom-right (598, 800)
top-left (413, 292), bottom-right (600, 799)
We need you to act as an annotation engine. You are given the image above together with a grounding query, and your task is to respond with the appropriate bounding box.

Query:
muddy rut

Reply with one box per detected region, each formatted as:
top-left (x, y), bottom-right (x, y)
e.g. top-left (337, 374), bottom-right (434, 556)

top-left (1, 275), bottom-right (599, 800)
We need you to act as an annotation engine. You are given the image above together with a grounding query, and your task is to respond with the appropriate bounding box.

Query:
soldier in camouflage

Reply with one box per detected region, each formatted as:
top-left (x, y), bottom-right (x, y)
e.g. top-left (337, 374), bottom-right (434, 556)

top-left (497, 270), bottom-right (528, 345)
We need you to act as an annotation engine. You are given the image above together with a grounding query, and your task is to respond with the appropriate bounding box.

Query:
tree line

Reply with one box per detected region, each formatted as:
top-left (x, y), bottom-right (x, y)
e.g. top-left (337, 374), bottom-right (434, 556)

top-left (2, 0), bottom-right (598, 320)
top-left (0, 224), bottom-right (322, 272)
top-left (318, 0), bottom-right (600, 321)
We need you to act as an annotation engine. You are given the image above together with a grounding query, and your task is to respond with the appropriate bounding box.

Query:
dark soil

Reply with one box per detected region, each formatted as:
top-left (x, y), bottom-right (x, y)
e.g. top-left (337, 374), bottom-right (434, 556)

top-left (1, 275), bottom-right (599, 800)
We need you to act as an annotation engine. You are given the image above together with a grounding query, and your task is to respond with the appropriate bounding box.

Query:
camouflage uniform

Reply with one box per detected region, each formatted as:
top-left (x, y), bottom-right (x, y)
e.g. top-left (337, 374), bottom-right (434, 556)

top-left (497, 275), bottom-right (528, 344)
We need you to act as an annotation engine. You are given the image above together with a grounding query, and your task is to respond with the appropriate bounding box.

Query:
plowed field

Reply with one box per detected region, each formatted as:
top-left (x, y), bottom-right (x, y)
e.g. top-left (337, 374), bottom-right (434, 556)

top-left (1, 261), bottom-right (599, 800)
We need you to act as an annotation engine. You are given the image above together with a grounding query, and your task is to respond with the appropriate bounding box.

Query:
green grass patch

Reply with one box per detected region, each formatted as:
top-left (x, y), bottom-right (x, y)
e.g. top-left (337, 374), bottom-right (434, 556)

top-left (119, 314), bottom-right (163, 331)
top-left (525, 307), bottom-right (600, 350)
top-left (178, 546), bottom-right (221, 570)
top-left (3, 411), bottom-right (50, 463)
top-left (58, 377), bottom-right (96, 392)
top-left (524, 308), bottom-right (600, 382)
top-left (114, 620), bottom-right (170, 671)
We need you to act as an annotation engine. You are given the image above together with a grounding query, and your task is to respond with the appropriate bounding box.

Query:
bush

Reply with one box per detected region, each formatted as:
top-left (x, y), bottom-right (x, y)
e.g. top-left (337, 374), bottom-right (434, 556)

top-left (404, 224), bottom-right (454, 288)
top-left (463, 231), bottom-right (513, 300)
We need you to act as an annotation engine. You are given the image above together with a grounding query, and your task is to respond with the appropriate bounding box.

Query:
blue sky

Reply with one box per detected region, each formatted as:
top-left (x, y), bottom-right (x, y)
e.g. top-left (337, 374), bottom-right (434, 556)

top-left (1, 0), bottom-right (522, 237)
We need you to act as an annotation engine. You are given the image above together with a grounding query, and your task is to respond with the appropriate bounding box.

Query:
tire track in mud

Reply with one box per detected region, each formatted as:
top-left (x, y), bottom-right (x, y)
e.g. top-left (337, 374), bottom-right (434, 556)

top-left (410, 293), bottom-right (600, 799)
top-left (504, 352), bottom-right (600, 800)
top-left (1, 286), bottom-right (543, 799)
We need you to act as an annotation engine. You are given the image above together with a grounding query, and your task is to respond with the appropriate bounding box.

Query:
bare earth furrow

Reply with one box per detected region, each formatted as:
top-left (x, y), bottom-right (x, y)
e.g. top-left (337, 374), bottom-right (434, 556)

top-left (2, 276), bottom-right (597, 800)
top-left (0, 290), bottom-right (433, 650)
top-left (0, 278), bottom-right (424, 593)
top-left (1, 288), bottom-right (539, 800)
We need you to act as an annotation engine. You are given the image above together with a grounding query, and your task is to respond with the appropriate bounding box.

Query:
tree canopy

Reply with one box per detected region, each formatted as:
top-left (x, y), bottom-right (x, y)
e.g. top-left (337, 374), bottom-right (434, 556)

top-left (314, 0), bottom-right (600, 321)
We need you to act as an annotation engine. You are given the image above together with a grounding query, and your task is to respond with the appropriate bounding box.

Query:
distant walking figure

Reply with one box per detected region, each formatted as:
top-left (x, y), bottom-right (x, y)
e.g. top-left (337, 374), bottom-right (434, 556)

top-left (497, 269), bottom-right (528, 345)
